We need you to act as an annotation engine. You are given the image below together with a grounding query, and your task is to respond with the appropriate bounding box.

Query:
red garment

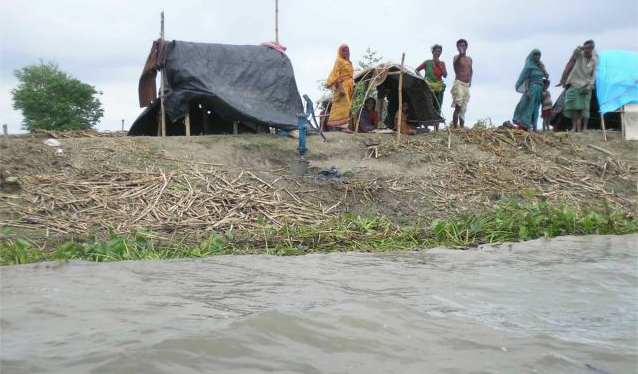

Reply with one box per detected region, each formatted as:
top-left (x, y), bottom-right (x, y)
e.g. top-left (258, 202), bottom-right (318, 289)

top-left (431, 61), bottom-right (445, 80)
top-left (416, 60), bottom-right (446, 80)
top-left (358, 110), bottom-right (378, 132)
top-left (369, 111), bottom-right (379, 127)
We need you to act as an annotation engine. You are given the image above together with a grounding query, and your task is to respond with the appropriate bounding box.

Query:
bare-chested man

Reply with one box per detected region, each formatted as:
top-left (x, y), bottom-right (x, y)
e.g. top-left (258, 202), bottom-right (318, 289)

top-left (451, 39), bottom-right (473, 128)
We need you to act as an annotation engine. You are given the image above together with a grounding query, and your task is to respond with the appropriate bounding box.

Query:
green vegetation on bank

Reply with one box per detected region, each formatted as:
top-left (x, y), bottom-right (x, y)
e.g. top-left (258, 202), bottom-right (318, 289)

top-left (433, 195), bottom-right (637, 248)
top-left (2, 196), bottom-right (636, 265)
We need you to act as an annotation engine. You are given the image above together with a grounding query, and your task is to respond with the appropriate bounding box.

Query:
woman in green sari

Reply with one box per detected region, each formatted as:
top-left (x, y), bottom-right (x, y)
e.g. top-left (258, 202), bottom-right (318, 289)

top-left (512, 49), bottom-right (549, 131)
top-left (416, 44), bottom-right (447, 129)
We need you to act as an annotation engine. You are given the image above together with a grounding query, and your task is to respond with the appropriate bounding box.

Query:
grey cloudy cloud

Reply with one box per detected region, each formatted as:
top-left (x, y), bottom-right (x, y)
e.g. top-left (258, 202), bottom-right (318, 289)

top-left (1, 0), bottom-right (636, 134)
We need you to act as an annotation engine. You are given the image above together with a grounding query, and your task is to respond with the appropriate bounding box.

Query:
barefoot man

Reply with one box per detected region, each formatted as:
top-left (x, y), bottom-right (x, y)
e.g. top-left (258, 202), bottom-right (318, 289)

top-left (560, 40), bottom-right (598, 132)
top-left (451, 39), bottom-right (473, 128)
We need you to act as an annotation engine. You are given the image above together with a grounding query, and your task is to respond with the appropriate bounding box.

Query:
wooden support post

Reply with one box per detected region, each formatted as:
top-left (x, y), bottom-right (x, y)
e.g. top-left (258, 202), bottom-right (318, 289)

top-left (601, 114), bottom-right (607, 142)
top-left (275, 0), bottom-right (279, 44)
top-left (2, 124), bottom-right (7, 136)
top-left (395, 53), bottom-right (405, 144)
top-left (621, 107), bottom-right (627, 140)
top-left (159, 11), bottom-right (167, 137)
top-left (121, 119), bottom-right (125, 131)
top-left (233, 121), bottom-right (239, 134)
top-left (185, 113), bottom-right (191, 137)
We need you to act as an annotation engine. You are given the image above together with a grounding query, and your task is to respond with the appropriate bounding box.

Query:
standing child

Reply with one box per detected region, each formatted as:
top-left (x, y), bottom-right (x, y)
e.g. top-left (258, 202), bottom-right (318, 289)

top-left (541, 79), bottom-right (553, 132)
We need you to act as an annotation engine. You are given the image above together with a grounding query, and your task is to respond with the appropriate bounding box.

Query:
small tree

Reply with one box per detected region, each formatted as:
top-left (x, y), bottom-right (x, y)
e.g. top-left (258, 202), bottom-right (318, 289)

top-left (12, 61), bottom-right (104, 131)
top-left (357, 48), bottom-right (383, 70)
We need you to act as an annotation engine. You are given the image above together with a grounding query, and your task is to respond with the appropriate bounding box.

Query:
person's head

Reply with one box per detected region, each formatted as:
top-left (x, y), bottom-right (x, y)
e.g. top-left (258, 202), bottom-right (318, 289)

top-left (532, 50), bottom-right (541, 62)
top-left (456, 39), bottom-right (468, 54)
top-left (431, 44), bottom-right (443, 59)
top-left (543, 79), bottom-right (550, 89)
top-left (401, 102), bottom-right (409, 112)
top-left (364, 97), bottom-right (376, 111)
top-left (339, 45), bottom-right (350, 60)
top-left (583, 40), bottom-right (595, 58)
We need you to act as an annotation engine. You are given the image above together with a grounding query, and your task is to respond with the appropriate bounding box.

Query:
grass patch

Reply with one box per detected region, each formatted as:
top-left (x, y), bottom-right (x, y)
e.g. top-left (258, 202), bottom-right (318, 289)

top-left (0, 229), bottom-right (228, 265)
top-left (1, 196), bottom-right (636, 265)
top-left (432, 193), bottom-right (638, 248)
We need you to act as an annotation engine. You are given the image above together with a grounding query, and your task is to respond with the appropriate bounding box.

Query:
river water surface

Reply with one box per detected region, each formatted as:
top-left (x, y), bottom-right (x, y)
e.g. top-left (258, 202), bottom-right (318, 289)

top-left (1, 234), bottom-right (637, 374)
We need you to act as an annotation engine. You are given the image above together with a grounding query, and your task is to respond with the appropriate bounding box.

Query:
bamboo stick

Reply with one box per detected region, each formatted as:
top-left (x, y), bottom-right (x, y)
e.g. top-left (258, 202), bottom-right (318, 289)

top-left (160, 11), bottom-right (167, 137)
top-left (185, 113), bottom-right (191, 137)
top-left (354, 68), bottom-right (386, 134)
top-left (396, 53), bottom-right (405, 144)
top-left (275, 0), bottom-right (279, 44)
top-left (621, 107), bottom-right (626, 140)
top-left (587, 143), bottom-right (615, 157)
top-left (601, 114), bottom-right (607, 141)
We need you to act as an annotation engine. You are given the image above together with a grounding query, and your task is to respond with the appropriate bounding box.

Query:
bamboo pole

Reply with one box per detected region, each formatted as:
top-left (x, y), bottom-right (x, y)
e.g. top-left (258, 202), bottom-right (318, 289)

top-left (159, 11), bottom-right (167, 137)
top-left (185, 113), bottom-right (191, 137)
top-left (587, 143), bottom-right (615, 156)
top-left (621, 107), bottom-right (626, 140)
top-left (601, 114), bottom-right (607, 141)
top-left (395, 53), bottom-right (405, 144)
top-left (275, 0), bottom-right (279, 44)
top-left (354, 69), bottom-right (383, 134)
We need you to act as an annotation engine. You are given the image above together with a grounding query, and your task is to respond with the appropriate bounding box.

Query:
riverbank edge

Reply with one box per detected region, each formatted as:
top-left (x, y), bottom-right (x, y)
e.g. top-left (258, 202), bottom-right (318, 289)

top-left (2, 197), bottom-right (636, 265)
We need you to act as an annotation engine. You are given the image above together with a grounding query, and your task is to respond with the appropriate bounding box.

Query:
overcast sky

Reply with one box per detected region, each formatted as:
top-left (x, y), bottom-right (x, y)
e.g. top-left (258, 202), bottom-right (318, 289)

top-left (1, 0), bottom-right (637, 134)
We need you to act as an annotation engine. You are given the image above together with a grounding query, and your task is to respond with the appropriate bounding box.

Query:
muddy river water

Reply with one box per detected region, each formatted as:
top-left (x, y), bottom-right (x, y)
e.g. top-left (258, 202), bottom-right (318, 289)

top-left (1, 234), bottom-right (636, 373)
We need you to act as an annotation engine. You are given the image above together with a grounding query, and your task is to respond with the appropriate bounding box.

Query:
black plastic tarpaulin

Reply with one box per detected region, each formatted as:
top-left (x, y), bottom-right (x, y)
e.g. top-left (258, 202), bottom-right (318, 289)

top-left (129, 41), bottom-right (303, 135)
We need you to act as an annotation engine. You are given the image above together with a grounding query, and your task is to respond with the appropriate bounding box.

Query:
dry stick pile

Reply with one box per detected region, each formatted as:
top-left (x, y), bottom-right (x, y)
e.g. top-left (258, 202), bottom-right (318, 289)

top-left (29, 129), bottom-right (128, 139)
top-left (375, 130), bottom-right (637, 218)
top-left (2, 166), bottom-right (326, 242)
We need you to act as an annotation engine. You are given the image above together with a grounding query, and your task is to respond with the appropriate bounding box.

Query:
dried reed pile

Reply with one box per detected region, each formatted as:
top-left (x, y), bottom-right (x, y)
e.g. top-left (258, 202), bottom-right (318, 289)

top-left (30, 129), bottom-right (128, 138)
top-left (376, 129), bottom-right (637, 217)
top-left (2, 166), bottom-right (326, 242)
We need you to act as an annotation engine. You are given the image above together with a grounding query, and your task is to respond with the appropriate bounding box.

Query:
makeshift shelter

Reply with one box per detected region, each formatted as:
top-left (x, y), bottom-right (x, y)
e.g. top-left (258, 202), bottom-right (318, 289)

top-left (551, 50), bottom-right (638, 138)
top-left (129, 40), bottom-right (303, 136)
top-left (354, 63), bottom-right (444, 130)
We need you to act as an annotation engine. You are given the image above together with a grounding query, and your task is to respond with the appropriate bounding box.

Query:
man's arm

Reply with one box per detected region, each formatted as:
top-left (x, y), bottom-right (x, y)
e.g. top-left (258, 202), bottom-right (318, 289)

top-left (558, 55), bottom-right (576, 87)
top-left (452, 55), bottom-right (460, 77)
top-left (469, 57), bottom-right (473, 86)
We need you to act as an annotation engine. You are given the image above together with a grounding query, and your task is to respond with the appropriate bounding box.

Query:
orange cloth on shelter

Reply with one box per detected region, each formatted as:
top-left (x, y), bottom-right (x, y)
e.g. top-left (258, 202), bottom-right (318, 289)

top-left (326, 45), bottom-right (355, 128)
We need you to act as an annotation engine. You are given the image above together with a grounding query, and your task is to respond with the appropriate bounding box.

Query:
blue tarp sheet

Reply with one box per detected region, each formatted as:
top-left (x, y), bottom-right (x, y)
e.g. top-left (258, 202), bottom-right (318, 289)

top-left (596, 50), bottom-right (638, 114)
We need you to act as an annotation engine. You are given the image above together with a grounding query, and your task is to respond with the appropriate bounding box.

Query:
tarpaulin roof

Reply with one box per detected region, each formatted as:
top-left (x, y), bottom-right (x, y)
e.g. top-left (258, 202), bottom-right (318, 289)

top-left (354, 63), bottom-right (444, 124)
top-left (130, 40), bottom-right (303, 135)
top-left (596, 50), bottom-right (638, 114)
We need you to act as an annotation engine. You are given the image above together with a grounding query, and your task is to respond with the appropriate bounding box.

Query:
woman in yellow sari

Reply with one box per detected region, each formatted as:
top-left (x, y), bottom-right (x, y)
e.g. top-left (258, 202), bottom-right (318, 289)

top-left (326, 45), bottom-right (355, 131)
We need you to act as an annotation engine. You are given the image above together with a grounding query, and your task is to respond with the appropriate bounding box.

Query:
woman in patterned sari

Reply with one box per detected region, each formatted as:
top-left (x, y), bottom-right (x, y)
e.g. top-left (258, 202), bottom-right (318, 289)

top-left (326, 45), bottom-right (355, 131)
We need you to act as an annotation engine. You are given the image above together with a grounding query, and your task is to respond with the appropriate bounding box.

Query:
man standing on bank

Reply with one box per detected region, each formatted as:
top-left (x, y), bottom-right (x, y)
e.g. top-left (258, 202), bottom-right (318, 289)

top-left (451, 39), bottom-right (473, 128)
top-left (560, 40), bottom-right (598, 132)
